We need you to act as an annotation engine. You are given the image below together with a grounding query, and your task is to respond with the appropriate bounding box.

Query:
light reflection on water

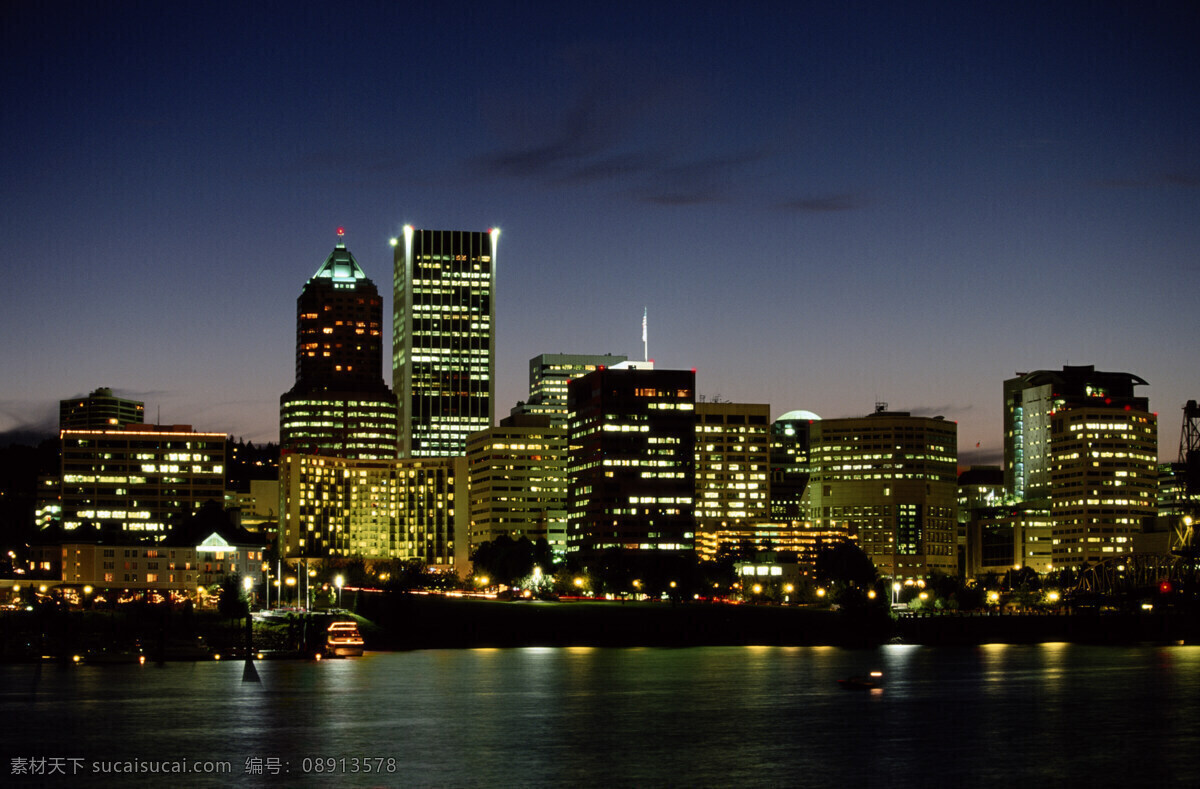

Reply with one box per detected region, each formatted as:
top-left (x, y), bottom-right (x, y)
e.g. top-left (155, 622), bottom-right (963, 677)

top-left (5, 645), bottom-right (1200, 787)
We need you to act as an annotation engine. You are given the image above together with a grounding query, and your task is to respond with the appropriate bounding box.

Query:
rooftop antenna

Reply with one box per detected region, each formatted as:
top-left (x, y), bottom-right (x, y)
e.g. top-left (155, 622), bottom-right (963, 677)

top-left (336, 226), bottom-right (345, 246)
top-left (642, 307), bottom-right (648, 362)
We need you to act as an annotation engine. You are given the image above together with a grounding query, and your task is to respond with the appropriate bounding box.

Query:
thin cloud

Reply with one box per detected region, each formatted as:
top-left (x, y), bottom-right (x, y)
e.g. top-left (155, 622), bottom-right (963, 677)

top-left (1095, 171), bottom-right (1200, 189)
top-left (781, 193), bottom-right (866, 212)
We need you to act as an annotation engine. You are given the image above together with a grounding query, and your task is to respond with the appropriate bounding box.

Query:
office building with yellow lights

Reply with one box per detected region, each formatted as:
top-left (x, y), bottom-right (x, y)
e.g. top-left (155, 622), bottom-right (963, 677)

top-left (567, 367), bottom-right (696, 554)
top-left (280, 454), bottom-right (468, 574)
top-left (512, 353), bottom-right (627, 426)
top-left (804, 406), bottom-right (958, 579)
top-left (1049, 405), bottom-right (1157, 568)
top-left (60, 424), bottom-right (226, 536)
top-left (694, 401), bottom-right (770, 559)
top-left (466, 414), bottom-right (568, 555)
top-left (280, 233), bottom-right (398, 460)
top-left (392, 226), bottom-right (497, 457)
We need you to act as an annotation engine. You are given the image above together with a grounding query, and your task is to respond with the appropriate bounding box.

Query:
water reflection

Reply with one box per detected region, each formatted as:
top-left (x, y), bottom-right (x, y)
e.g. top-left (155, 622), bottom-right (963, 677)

top-left (5, 645), bottom-right (1200, 787)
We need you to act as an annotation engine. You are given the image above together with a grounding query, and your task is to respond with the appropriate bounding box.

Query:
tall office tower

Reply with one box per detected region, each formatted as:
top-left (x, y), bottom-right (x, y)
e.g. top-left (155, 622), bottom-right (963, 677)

top-left (769, 410), bottom-right (819, 521)
top-left (60, 387), bottom-right (144, 430)
top-left (1049, 405), bottom-right (1157, 569)
top-left (392, 226), bottom-right (498, 457)
top-left (805, 405), bottom-right (958, 580)
top-left (280, 233), bottom-right (398, 460)
top-left (60, 424), bottom-right (226, 536)
top-left (1003, 365), bottom-right (1148, 501)
top-left (466, 414), bottom-right (568, 555)
top-left (512, 353), bottom-right (627, 425)
top-left (280, 454), bottom-right (468, 574)
top-left (567, 367), bottom-right (696, 554)
top-left (693, 402), bottom-right (771, 560)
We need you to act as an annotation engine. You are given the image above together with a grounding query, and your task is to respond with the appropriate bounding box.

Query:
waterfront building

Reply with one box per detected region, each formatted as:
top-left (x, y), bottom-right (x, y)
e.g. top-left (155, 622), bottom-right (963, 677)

top-left (279, 233), bottom-right (398, 460)
top-left (60, 387), bottom-right (144, 430)
top-left (964, 502), bottom-right (1053, 578)
top-left (694, 402), bottom-right (771, 560)
top-left (511, 353), bottom-right (628, 426)
top-left (60, 424), bottom-right (226, 536)
top-left (1048, 404), bottom-right (1157, 568)
top-left (770, 410), bottom-right (819, 521)
top-left (392, 226), bottom-right (498, 457)
top-left (60, 517), bottom-right (266, 594)
top-left (567, 367), bottom-right (696, 554)
top-left (700, 521), bottom-right (847, 572)
top-left (279, 453), bottom-right (468, 575)
top-left (957, 465), bottom-right (1004, 575)
top-left (804, 405), bottom-right (958, 580)
top-left (1003, 365), bottom-right (1148, 501)
top-left (466, 414), bottom-right (568, 555)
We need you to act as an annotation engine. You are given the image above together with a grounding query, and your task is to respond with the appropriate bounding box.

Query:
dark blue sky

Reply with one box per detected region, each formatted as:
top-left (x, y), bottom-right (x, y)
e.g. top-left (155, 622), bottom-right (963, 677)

top-left (3, 1), bottom-right (1197, 463)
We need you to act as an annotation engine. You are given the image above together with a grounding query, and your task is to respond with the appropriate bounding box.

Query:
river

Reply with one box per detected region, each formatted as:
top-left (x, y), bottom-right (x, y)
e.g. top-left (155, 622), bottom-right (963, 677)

top-left (4, 644), bottom-right (1198, 787)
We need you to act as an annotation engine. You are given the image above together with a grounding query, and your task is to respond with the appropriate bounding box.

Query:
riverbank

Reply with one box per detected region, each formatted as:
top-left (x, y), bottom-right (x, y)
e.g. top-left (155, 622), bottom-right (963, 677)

top-left (4, 596), bottom-right (1198, 661)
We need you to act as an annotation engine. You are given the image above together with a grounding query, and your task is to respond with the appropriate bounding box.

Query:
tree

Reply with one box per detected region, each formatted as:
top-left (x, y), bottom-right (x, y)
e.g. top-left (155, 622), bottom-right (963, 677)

top-left (814, 539), bottom-right (877, 587)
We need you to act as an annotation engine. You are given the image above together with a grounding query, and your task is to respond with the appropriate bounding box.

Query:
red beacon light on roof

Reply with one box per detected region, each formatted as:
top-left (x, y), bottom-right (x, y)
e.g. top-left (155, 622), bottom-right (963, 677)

top-left (337, 226), bottom-right (345, 237)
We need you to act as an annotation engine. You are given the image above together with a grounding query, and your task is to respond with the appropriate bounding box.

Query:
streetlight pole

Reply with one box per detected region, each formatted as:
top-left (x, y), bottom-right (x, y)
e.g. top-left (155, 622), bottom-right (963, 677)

top-left (335, 575), bottom-right (344, 609)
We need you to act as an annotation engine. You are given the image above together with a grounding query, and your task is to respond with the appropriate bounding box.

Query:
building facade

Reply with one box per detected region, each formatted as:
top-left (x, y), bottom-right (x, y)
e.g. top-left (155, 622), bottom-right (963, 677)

top-left (512, 353), bottom-right (628, 426)
top-left (392, 226), bottom-right (498, 457)
top-left (1004, 365), bottom-right (1149, 501)
top-left (769, 410), bottom-right (819, 521)
top-left (61, 532), bottom-right (266, 593)
top-left (60, 387), bottom-right (145, 430)
top-left (60, 424), bottom-right (226, 536)
top-left (1049, 405), bottom-right (1157, 568)
top-left (693, 402), bottom-right (771, 560)
top-left (804, 407), bottom-right (958, 579)
top-left (279, 454), bottom-right (468, 574)
top-left (466, 414), bottom-right (568, 555)
top-left (280, 235), bottom-right (398, 460)
top-left (567, 368), bottom-right (696, 554)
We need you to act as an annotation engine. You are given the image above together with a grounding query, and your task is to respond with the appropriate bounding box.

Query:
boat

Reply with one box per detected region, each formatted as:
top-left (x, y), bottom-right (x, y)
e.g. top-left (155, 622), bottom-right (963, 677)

top-left (838, 671), bottom-right (883, 690)
top-left (325, 620), bottom-right (365, 657)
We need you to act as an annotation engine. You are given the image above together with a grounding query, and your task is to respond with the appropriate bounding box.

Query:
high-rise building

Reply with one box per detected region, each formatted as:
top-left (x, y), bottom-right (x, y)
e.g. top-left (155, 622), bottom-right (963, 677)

top-left (280, 233), bottom-right (398, 460)
top-left (512, 353), bottom-right (627, 426)
top-left (567, 367), bottom-right (696, 554)
top-left (693, 402), bottom-right (770, 559)
top-left (60, 387), bottom-right (144, 430)
top-left (1004, 365), bottom-right (1148, 501)
top-left (769, 410), bottom-right (819, 521)
top-left (392, 226), bottom-right (498, 457)
top-left (1049, 405), bottom-right (1157, 568)
top-left (1003, 365), bottom-right (1158, 569)
top-left (280, 453), bottom-right (468, 574)
top-left (804, 406), bottom-right (958, 579)
top-left (466, 414), bottom-right (568, 555)
top-left (60, 424), bottom-right (226, 536)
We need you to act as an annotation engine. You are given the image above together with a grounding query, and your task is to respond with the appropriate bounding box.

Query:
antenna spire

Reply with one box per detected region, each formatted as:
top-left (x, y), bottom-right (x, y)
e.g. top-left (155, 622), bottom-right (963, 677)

top-left (642, 307), bottom-right (648, 362)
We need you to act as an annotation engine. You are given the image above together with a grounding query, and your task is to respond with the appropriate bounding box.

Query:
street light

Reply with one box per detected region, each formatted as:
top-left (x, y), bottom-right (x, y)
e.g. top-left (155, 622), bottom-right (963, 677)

top-left (335, 575), bottom-right (344, 608)
top-left (243, 575), bottom-right (254, 611)
top-left (285, 577), bottom-right (296, 607)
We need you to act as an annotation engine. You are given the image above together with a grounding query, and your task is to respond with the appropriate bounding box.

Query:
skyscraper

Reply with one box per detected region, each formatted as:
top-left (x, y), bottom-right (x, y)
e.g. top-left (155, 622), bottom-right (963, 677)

top-left (1003, 365), bottom-right (1148, 501)
top-left (567, 367), bottom-right (696, 554)
top-left (804, 406), bottom-right (958, 579)
top-left (392, 226), bottom-right (498, 457)
top-left (693, 401), bottom-right (771, 557)
top-left (512, 353), bottom-right (627, 426)
top-left (280, 232), bottom-right (398, 459)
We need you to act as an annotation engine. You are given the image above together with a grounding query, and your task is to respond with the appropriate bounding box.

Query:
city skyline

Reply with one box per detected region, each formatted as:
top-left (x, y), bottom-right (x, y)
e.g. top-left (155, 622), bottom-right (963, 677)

top-left (3, 2), bottom-right (1197, 464)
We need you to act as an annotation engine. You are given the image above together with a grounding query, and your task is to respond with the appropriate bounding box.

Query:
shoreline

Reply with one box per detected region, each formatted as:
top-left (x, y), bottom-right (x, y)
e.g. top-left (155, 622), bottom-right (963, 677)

top-left (4, 596), bottom-right (1198, 663)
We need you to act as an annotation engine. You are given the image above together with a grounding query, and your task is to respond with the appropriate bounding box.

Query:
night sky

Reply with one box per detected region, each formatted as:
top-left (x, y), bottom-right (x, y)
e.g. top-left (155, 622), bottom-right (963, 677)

top-left (3, 1), bottom-right (1197, 465)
